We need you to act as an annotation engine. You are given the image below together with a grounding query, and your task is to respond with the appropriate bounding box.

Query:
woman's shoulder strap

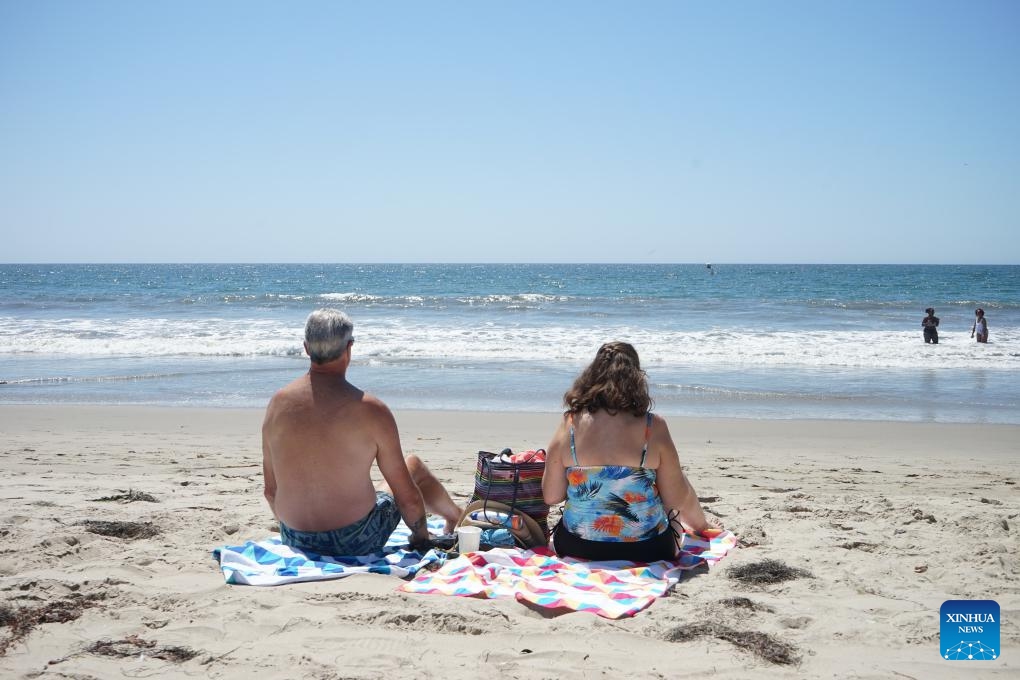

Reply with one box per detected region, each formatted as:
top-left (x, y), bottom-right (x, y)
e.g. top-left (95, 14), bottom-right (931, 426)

top-left (640, 412), bottom-right (653, 466)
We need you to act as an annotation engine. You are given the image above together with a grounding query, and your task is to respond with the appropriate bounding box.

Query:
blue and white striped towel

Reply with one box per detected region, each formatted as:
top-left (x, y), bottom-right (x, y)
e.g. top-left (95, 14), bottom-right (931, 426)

top-left (213, 519), bottom-right (446, 586)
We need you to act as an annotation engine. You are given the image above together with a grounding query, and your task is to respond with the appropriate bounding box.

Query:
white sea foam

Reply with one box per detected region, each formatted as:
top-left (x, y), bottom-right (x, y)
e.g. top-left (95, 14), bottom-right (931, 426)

top-left (3, 264), bottom-right (1016, 420)
top-left (3, 316), bottom-right (1014, 371)
top-left (456, 294), bottom-right (569, 306)
top-left (319, 292), bottom-right (384, 303)
top-left (314, 292), bottom-right (571, 308)
top-left (0, 317), bottom-right (304, 358)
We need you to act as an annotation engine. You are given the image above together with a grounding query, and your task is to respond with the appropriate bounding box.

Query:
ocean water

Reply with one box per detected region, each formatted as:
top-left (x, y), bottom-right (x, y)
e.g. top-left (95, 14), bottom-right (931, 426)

top-left (1, 263), bottom-right (1018, 424)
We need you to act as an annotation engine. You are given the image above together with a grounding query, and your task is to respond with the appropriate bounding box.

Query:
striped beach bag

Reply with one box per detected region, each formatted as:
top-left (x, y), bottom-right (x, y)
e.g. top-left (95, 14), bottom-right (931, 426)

top-left (471, 448), bottom-right (550, 538)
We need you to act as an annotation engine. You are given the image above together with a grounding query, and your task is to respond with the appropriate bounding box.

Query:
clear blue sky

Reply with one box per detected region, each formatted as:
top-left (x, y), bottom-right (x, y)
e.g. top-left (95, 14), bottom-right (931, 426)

top-left (1, 1), bottom-right (1018, 264)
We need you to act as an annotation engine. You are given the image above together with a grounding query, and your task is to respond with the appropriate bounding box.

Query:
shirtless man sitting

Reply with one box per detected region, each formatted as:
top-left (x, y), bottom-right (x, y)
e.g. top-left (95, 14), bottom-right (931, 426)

top-left (262, 308), bottom-right (461, 554)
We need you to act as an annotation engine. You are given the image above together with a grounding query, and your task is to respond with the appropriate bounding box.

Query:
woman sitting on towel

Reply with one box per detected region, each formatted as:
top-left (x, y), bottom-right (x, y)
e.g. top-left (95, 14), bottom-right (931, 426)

top-left (542, 342), bottom-right (715, 562)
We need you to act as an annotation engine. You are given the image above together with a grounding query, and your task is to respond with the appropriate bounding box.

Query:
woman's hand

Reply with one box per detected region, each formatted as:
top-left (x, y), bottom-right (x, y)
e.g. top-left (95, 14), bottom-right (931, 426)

top-left (683, 514), bottom-right (723, 534)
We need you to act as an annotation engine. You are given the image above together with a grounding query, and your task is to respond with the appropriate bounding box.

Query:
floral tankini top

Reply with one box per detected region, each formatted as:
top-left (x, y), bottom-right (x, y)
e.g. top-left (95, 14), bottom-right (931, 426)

top-left (562, 413), bottom-right (669, 542)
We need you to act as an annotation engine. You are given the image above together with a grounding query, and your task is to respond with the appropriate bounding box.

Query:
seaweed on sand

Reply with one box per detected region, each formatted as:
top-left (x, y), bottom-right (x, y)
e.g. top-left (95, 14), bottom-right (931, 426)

top-left (718, 596), bottom-right (775, 613)
top-left (77, 520), bottom-right (160, 539)
top-left (663, 622), bottom-right (800, 665)
top-left (87, 634), bottom-right (199, 663)
top-left (727, 559), bottom-right (812, 585)
top-left (0, 593), bottom-right (106, 657)
top-left (91, 490), bottom-right (159, 503)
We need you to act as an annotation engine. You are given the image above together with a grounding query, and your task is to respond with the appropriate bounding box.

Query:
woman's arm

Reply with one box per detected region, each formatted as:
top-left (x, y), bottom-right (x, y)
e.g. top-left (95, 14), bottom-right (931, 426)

top-left (652, 416), bottom-right (711, 533)
top-left (541, 416), bottom-right (569, 505)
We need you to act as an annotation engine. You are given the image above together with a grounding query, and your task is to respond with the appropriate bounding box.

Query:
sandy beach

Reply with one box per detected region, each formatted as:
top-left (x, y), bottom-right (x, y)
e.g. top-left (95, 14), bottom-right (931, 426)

top-left (1, 405), bottom-right (1017, 678)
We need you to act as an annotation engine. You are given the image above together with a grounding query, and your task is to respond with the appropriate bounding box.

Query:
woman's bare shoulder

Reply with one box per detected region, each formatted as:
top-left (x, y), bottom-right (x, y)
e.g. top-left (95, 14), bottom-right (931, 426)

top-left (648, 412), bottom-right (673, 435)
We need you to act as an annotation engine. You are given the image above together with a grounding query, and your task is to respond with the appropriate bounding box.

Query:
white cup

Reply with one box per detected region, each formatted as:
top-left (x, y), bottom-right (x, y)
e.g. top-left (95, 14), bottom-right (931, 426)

top-left (456, 525), bottom-right (482, 553)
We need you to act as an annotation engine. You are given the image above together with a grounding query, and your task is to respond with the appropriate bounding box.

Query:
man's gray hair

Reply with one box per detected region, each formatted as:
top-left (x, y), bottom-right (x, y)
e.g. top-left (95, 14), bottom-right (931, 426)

top-left (304, 309), bottom-right (354, 364)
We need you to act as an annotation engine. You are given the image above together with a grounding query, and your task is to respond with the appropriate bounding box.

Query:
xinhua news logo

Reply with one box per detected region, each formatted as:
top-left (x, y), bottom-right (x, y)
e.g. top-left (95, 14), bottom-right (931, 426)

top-left (940, 600), bottom-right (999, 661)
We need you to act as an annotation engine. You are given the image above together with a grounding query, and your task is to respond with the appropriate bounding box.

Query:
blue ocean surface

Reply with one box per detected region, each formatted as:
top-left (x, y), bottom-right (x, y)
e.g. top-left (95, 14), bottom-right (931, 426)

top-left (1, 263), bottom-right (1017, 423)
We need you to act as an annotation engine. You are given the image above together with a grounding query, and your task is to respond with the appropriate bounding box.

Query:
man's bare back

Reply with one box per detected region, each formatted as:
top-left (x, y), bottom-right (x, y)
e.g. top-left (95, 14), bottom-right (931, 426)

top-left (262, 309), bottom-right (461, 554)
top-left (262, 372), bottom-right (394, 531)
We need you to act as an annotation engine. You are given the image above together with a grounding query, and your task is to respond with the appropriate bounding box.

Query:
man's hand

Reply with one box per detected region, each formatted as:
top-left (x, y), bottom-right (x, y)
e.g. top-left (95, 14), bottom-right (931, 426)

top-left (408, 533), bottom-right (435, 552)
top-left (406, 516), bottom-right (433, 552)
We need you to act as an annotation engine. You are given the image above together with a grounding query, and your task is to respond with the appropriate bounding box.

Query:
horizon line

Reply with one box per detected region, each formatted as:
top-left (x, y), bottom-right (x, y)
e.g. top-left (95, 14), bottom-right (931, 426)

top-left (2, 261), bottom-right (1018, 267)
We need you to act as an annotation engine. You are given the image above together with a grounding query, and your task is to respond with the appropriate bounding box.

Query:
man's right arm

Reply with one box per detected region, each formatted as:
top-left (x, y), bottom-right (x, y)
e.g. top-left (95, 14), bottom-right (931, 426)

top-left (261, 400), bottom-right (278, 518)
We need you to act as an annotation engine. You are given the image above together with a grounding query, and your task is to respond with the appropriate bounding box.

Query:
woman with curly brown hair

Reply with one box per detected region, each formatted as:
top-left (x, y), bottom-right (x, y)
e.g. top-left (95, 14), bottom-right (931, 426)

top-left (541, 342), bottom-right (714, 562)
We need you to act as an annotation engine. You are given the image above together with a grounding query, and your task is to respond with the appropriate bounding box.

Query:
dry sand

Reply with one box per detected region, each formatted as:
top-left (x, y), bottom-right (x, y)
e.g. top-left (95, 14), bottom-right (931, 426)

top-left (1, 405), bottom-right (1017, 679)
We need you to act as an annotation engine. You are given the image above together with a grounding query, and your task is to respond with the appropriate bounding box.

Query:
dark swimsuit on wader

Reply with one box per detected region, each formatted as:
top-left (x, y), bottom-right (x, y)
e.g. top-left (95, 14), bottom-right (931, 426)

top-left (552, 413), bottom-right (679, 562)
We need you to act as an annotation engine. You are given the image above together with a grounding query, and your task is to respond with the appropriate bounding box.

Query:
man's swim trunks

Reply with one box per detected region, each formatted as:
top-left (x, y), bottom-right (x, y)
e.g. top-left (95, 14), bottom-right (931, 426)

top-left (279, 491), bottom-right (401, 556)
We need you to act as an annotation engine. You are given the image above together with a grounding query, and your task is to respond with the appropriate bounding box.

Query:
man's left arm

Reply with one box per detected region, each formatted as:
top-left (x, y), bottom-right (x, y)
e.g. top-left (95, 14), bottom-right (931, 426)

top-left (372, 402), bottom-right (430, 549)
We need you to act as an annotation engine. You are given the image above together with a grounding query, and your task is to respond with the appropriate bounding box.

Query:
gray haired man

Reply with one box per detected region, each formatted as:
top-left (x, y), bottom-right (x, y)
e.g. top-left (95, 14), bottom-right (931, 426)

top-left (262, 309), bottom-right (460, 554)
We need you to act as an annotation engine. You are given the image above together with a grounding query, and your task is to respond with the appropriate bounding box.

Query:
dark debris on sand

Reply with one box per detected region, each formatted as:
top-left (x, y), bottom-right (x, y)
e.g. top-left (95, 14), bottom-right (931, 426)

top-left (728, 559), bottom-right (813, 585)
top-left (77, 520), bottom-right (160, 540)
top-left (911, 508), bottom-right (937, 523)
top-left (839, 541), bottom-right (879, 552)
top-left (90, 489), bottom-right (159, 503)
top-left (88, 635), bottom-right (199, 663)
top-left (719, 596), bottom-right (776, 613)
top-left (0, 593), bottom-right (106, 657)
top-left (663, 622), bottom-right (800, 665)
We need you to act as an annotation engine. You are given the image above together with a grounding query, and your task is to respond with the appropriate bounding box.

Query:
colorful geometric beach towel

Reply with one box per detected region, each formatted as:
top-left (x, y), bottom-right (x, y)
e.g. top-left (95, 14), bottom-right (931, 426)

top-left (399, 529), bottom-right (737, 619)
top-left (213, 519), bottom-right (446, 586)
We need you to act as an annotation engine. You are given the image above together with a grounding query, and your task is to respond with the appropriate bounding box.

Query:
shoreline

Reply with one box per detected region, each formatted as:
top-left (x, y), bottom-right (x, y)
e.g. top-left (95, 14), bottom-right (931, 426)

top-left (2, 404), bottom-right (1017, 677)
top-left (2, 403), bottom-right (1019, 460)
